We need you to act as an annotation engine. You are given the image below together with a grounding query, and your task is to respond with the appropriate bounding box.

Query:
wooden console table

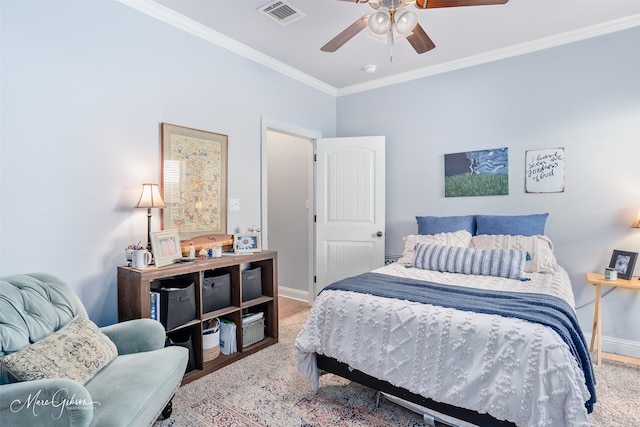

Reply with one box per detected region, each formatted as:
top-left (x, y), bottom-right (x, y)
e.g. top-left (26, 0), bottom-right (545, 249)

top-left (118, 250), bottom-right (278, 384)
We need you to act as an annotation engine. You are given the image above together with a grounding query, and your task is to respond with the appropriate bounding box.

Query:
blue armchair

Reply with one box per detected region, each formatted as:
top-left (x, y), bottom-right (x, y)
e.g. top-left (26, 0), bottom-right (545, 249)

top-left (0, 273), bottom-right (188, 426)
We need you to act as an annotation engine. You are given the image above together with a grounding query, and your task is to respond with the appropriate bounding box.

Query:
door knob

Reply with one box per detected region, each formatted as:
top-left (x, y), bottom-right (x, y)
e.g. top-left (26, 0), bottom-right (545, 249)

top-left (376, 231), bottom-right (383, 237)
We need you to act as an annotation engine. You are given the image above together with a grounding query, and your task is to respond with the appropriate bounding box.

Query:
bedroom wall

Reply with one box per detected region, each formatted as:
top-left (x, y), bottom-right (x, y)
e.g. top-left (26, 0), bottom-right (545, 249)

top-left (337, 26), bottom-right (640, 355)
top-left (2, 0), bottom-right (638, 358)
top-left (0, 0), bottom-right (336, 326)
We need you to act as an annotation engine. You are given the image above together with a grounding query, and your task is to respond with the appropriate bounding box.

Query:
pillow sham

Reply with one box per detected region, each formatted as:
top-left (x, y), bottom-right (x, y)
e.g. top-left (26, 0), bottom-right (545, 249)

top-left (0, 315), bottom-right (118, 385)
top-left (472, 234), bottom-right (558, 273)
top-left (416, 215), bottom-right (476, 235)
top-left (412, 242), bottom-right (529, 281)
top-left (397, 230), bottom-right (473, 265)
top-left (475, 213), bottom-right (549, 236)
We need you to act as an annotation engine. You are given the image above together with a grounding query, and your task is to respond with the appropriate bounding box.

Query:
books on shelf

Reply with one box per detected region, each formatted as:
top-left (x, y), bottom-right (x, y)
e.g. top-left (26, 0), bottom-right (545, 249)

top-left (150, 291), bottom-right (160, 321)
top-left (219, 319), bottom-right (237, 355)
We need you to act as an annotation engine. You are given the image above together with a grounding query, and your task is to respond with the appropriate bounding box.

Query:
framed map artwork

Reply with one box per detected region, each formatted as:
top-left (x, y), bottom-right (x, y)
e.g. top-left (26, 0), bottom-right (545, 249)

top-left (161, 123), bottom-right (228, 239)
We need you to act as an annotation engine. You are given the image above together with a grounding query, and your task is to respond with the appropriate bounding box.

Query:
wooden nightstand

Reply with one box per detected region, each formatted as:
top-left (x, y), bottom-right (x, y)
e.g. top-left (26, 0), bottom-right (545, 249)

top-left (586, 272), bottom-right (640, 366)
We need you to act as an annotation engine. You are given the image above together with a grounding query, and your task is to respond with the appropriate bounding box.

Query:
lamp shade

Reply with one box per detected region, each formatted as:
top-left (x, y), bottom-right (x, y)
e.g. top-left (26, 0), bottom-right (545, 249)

top-left (632, 210), bottom-right (640, 228)
top-left (136, 183), bottom-right (165, 209)
top-left (368, 9), bottom-right (392, 35)
top-left (394, 9), bottom-right (418, 36)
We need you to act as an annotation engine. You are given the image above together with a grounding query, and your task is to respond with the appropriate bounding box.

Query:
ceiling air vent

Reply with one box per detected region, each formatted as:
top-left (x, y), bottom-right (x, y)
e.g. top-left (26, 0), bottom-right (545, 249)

top-left (258, 0), bottom-right (306, 26)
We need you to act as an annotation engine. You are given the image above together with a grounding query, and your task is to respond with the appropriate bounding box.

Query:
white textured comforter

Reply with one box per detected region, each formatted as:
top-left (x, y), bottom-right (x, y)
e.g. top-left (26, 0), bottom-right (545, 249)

top-left (294, 263), bottom-right (592, 427)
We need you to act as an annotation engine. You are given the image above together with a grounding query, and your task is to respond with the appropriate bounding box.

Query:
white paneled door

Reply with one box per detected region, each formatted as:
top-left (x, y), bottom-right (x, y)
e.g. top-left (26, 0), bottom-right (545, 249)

top-left (315, 136), bottom-right (385, 295)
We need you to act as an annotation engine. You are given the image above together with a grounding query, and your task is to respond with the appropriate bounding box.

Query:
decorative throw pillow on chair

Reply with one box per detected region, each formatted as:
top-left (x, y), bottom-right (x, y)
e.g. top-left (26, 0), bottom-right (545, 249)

top-left (0, 315), bottom-right (118, 385)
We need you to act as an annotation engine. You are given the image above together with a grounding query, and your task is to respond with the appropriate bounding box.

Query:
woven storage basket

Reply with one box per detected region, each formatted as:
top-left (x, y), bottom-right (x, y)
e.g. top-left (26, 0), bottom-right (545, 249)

top-left (203, 344), bottom-right (220, 362)
top-left (242, 318), bottom-right (265, 348)
top-left (203, 326), bottom-right (220, 362)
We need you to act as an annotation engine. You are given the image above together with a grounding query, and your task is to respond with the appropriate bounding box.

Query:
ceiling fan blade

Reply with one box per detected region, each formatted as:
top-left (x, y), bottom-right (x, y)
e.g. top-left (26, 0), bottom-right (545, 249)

top-left (321, 14), bottom-right (371, 52)
top-left (414, 0), bottom-right (508, 9)
top-left (406, 22), bottom-right (436, 54)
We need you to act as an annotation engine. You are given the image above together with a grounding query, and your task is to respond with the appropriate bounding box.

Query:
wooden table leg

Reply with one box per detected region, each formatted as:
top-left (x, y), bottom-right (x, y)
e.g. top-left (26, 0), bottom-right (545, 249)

top-left (590, 284), bottom-right (602, 365)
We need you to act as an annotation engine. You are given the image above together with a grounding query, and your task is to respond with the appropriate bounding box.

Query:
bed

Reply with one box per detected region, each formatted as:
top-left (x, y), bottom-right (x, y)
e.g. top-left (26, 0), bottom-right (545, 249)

top-left (295, 214), bottom-right (595, 427)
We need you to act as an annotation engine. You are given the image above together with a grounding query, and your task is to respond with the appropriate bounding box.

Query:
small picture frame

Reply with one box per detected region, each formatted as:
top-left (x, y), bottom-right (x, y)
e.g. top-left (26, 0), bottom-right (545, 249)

top-left (608, 249), bottom-right (638, 280)
top-left (234, 232), bottom-right (261, 254)
top-left (150, 229), bottom-right (182, 267)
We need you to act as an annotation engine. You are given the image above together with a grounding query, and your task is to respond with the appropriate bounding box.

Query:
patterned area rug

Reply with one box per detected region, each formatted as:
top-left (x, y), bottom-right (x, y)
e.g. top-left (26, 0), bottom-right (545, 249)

top-left (154, 309), bottom-right (640, 427)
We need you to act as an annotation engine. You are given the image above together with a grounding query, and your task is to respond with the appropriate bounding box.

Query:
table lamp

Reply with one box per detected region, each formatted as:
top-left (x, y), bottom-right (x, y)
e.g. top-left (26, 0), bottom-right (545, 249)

top-left (632, 210), bottom-right (640, 229)
top-left (136, 183), bottom-right (166, 251)
top-left (632, 209), bottom-right (640, 279)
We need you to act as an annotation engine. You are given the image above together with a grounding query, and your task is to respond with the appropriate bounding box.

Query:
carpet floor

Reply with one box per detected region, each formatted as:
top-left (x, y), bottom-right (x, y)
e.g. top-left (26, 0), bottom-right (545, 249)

top-left (155, 309), bottom-right (640, 427)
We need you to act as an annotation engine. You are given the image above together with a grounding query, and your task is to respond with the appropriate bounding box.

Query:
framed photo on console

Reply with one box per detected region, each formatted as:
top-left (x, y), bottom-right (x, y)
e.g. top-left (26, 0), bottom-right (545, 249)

top-left (608, 249), bottom-right (638, 280)
top-left (150, 229), bottom-right (182, 267)
top-left (234, 232), bottom-right (261, 254)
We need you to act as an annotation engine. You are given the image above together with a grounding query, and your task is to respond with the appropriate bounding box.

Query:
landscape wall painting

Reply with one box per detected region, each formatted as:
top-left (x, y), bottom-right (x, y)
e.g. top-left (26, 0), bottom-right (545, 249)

top-left (444, 147), bottom-right (509, 197)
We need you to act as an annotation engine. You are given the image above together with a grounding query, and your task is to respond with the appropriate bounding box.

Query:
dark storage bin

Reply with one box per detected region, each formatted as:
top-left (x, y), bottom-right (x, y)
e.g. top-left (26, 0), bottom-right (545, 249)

top-left (242, 267), bottom-right (262, 302)
top-left (152, 280), bottom-right (196, 330)
top-left (202, 272), bottom-right (231, 313)
top-left (166, 329), bottom-right (196, 372)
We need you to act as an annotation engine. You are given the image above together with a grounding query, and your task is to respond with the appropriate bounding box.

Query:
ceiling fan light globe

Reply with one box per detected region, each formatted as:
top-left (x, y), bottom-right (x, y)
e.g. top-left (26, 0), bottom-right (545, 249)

top-left (368, 10), bottom-right (391, 35)
top-left (394, 9), bottom-right (418, 35)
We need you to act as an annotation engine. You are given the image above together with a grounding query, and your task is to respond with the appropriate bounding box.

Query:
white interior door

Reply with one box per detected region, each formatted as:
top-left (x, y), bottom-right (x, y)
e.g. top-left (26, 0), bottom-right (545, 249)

top-left (315, 136), bottom-right (385, 295)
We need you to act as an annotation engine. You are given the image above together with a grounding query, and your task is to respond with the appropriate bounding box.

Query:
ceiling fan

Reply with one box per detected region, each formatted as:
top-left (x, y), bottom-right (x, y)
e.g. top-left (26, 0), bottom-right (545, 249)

top-left (321, 0), bottom-right (509, 56)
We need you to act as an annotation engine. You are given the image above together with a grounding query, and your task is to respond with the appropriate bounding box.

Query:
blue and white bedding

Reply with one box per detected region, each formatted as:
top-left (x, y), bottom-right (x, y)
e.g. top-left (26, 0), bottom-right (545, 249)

top-left (295, 262), bottom-right (593, 427)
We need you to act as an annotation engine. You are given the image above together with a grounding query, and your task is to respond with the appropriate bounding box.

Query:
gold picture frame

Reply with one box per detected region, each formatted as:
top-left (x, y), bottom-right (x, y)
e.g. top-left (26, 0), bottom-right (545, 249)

top-left (161, 123), bottom-right (228, 240)
top-left (150, 229), bottom-right (182, 267)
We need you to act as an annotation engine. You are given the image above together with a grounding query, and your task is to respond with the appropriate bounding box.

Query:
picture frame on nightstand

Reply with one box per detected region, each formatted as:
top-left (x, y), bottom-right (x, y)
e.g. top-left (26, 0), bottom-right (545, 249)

top-left (608, 249), bottom-right (638, 280)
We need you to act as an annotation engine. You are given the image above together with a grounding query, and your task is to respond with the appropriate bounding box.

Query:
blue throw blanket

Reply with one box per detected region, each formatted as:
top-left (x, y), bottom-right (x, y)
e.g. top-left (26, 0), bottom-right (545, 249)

top-left (325, 272), bottom-right (596, 412)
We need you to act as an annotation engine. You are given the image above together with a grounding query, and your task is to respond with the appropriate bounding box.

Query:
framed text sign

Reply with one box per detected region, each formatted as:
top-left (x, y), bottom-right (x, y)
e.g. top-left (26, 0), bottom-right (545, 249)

top-left (525, 148), bottom-right (565, 194)
top-left (161, 123), bottom-right (228, 239)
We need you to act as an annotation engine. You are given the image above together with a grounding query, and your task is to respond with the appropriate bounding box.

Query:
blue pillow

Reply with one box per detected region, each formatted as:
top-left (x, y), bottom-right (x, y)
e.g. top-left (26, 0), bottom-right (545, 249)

top-left (412, 243), bottom-right (529, 281)
top-left (475, 213), bottom-right (549, 236)
top-left (416, 215), bottom-right (477, 235)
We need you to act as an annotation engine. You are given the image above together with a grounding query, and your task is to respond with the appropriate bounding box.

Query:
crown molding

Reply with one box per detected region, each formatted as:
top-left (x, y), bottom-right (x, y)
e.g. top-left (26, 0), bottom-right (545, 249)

top-left (119, 1), bottom-right (639, 98)
top-left (117, 0), bottom-right (338, 97)
top-left (338, 13), bottom-right (640, 96)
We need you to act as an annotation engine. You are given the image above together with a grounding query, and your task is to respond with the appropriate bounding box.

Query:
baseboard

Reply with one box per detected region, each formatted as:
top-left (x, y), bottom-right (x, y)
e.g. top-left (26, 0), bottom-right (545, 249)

top-left (278, 286), bottom-right (309, 303)
top-left (583, 333), bottom-right (640, 359)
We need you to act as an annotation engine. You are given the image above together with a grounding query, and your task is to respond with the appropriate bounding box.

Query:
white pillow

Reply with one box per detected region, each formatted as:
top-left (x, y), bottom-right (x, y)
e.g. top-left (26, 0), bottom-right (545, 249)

top-left (471, 234), bottom-right (558, 273)
top-left (397, 230), bottom-right (472, 265)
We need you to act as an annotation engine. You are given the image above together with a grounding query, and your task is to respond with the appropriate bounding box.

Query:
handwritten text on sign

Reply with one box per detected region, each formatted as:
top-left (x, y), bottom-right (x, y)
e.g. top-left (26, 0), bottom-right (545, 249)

top-left (525, 148), bottom-right (565, 193)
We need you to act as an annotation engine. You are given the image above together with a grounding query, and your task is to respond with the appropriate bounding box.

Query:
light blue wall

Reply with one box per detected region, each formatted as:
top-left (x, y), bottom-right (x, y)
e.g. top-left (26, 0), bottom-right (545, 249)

top-left (0, 0), bottom-right (336, 326)
top-left (2, 1), bottom-right (639, 356)
top-left (337, 27), bottom-right (640, 347)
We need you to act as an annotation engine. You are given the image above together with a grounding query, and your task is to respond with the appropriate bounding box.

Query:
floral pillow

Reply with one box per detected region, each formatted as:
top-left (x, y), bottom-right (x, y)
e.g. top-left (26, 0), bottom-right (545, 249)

top-left (0, 315), bottom-right (118, 385)
top-left (397, 230), bottom-right (472, 265)
top-left (471, 234), bottom-right (558, 273)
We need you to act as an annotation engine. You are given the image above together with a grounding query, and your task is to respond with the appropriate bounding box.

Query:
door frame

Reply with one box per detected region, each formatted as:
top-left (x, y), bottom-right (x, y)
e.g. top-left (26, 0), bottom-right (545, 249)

top-left (261, 117), bottom-right (321, 303)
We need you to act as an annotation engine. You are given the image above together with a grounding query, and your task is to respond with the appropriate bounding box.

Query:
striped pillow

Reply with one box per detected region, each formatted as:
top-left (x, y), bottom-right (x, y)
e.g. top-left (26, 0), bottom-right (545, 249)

top-left (412, 243), bottom-right (529, 281)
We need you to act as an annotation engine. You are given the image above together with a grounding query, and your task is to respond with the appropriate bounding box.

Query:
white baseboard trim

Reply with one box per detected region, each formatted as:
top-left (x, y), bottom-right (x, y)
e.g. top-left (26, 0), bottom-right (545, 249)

top-left (278, 286), bottom-right (310, 303)
top-left (583, 333), bottom-right (640, 359)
